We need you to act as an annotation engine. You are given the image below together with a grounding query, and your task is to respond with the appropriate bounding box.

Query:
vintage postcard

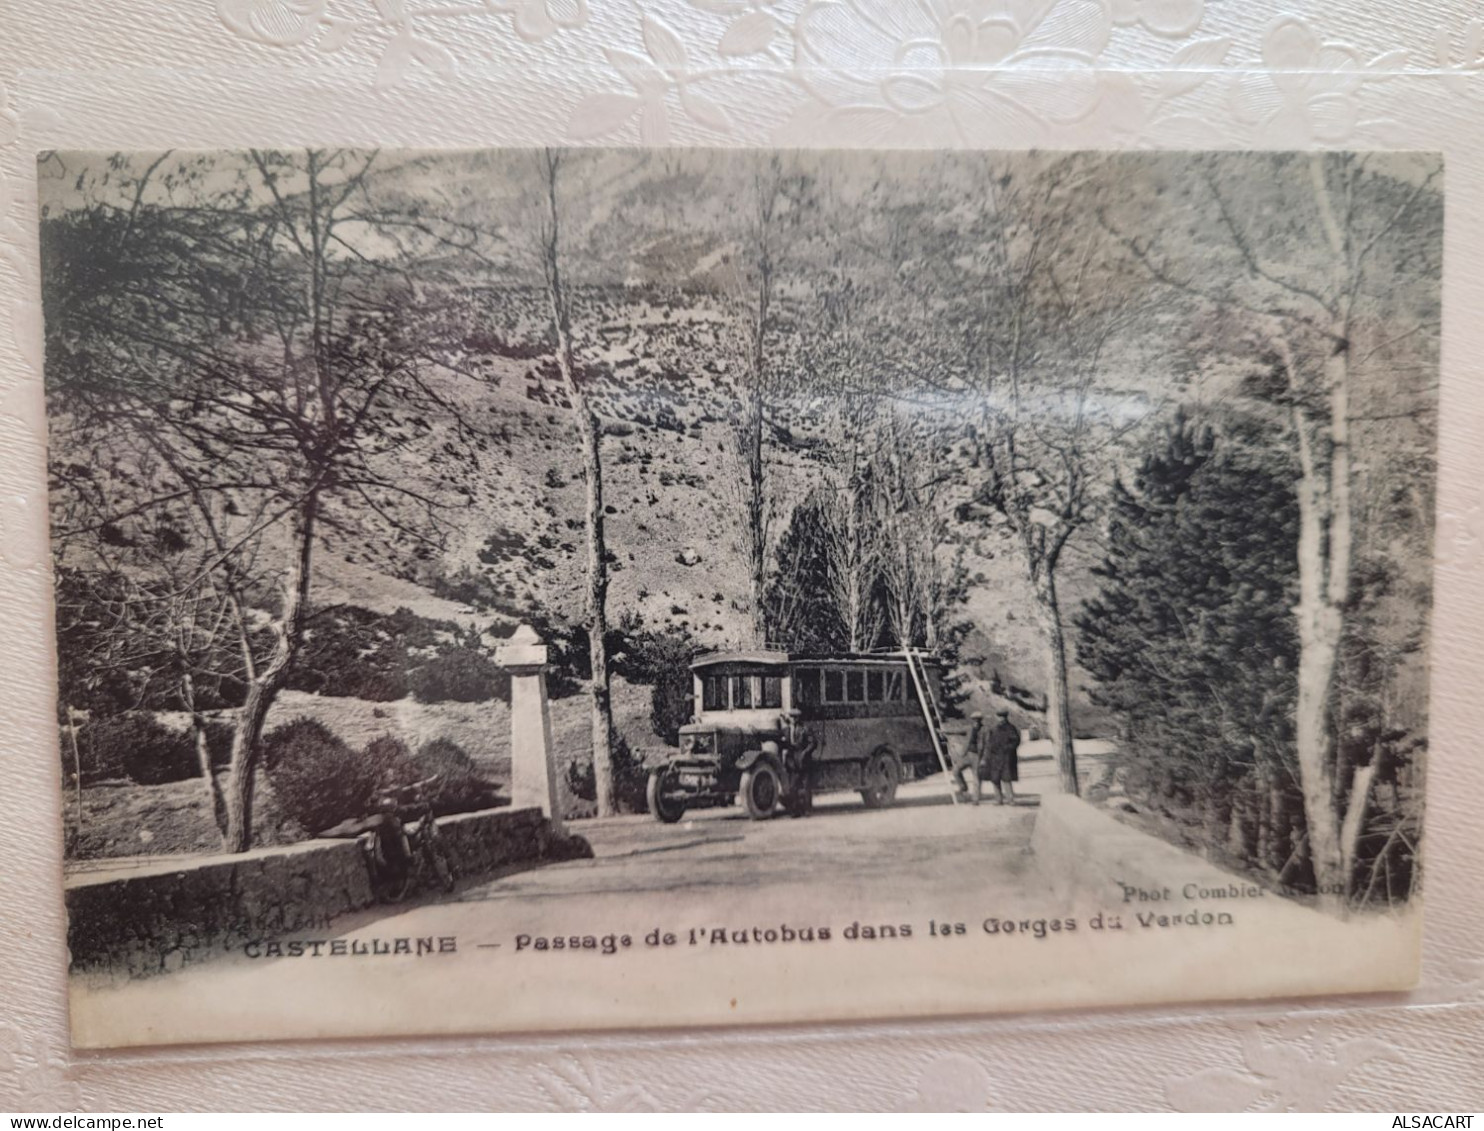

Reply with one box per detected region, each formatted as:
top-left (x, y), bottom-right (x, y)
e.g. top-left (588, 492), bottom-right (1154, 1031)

top-left (41, 148), bottom-right (1440, 1049)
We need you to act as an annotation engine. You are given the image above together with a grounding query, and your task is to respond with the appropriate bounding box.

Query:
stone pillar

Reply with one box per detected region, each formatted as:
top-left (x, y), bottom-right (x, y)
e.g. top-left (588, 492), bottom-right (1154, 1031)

top-left (496, 624), bottom-right (564, 837)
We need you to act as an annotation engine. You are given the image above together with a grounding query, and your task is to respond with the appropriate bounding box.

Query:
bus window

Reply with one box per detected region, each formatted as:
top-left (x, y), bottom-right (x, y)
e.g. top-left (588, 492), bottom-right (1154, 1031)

top-left (731, 675), bottom-right (754, 709)
top-left (824, 669), bottom-right (845, 702)
top-left (795, 668), bottom-right (821, 706)
top-left (885, 669), bottom-right (905, 701)
top-left (702, 674), bottom-right (726, 711)
top-left (846, 670), bottom-right (865, 702)
top-left (866, 670), bottom-right (884, 701)
top-left (761, 675), bottom-right (783, 709)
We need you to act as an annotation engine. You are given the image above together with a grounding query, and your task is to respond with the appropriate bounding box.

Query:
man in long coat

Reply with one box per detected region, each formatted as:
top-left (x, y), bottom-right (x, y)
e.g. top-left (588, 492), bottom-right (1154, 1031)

top-left (979, 709), bottom-right (1020, 805)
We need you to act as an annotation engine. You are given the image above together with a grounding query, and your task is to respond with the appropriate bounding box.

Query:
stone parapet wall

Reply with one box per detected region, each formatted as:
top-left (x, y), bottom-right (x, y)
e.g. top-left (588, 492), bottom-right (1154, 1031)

top-left (438, 806), bottom-right (544, 874)
top-left (66, 806), bottom-right (576, 978)
top-left (1030, 793), bottom-right (1322, 921)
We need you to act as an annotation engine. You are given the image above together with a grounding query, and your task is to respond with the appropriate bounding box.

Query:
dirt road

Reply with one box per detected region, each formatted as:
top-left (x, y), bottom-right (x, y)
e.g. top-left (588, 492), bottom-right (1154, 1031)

top-left (66, 747), bottom-right (1114, 1047)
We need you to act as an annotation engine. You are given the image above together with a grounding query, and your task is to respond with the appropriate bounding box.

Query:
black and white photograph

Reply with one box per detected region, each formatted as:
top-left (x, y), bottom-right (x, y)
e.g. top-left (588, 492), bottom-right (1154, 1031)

top-left (39, 147), bottom-right (1442, 1048)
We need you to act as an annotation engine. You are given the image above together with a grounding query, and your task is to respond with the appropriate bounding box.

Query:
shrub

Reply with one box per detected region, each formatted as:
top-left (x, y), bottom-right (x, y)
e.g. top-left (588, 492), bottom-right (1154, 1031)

top-left (196, 719), bottom-right (236, 770)
top-left (612, 736), bottom-right (649, 814)
top-left (413, 737), bottom-right (500, 815)
top-left (611, 618), bottom-right (699, 745)
top-left (346, 669), bottom-right (411, 701)
top-left (363, 734), bottom-right (418, 792)
top-left (59, 724), bottom-right (106, 784)
top-left (564, 735), bottom-right (649, 815)
top-left (285, 605), bottom-right (418, 702)
top-left (58, 724), bottom-right (106, 783)
top-left (76, 715), bottom-right (237, 783)
top-left (262, 718), bottom-right (378, 835)
top-left (68, 713), bottom-right (199, 785)
top-left (564, 757), bottom-right (595, 809)
top-left (427, 565), bottom-right (509, 613)
top-left (409, 647), bottom-right (507, 704)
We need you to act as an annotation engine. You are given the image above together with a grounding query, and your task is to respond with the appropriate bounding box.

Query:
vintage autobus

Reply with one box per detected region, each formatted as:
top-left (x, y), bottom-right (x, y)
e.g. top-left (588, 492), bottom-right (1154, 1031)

top-left (645, 649), bottom-right (948, 822)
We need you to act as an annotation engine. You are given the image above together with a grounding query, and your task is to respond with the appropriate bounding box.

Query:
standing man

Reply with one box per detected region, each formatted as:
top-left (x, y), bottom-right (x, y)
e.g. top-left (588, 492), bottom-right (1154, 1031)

top-left (982, 709), bottom-right (1020, 805)
top-left (951, 714), bottom-right (984, 805)
top-left (782, 709), bottom-right (816, 818)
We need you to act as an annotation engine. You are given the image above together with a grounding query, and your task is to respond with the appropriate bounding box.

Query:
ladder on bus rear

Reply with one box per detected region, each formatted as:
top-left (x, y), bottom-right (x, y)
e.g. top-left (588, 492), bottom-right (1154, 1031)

top-left (903, 647), bottom-right (961, 805)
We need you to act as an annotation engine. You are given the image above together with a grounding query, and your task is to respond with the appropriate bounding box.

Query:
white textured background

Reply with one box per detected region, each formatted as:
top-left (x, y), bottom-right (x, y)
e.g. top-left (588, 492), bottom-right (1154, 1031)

top-left (3, 0), bottom-right (1484, 1111)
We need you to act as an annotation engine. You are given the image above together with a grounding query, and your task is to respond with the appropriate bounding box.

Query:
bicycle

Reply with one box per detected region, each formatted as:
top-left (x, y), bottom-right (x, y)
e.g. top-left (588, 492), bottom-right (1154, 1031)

top-left (358, 776), bottom-right (457, 903)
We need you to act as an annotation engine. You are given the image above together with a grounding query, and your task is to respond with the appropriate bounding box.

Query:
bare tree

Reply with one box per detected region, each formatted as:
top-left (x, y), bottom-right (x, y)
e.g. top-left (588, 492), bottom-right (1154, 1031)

top-left (933, 158), bottom-right (1134, 795)
top-left (535, 149), bottom-right (616, 816)
top-left (723, 156), bottom-right (815, 647)
top-left (741, 182), bottom-right (773, 648)
top-left (796, 250), bottom-right (885, 653)
top-left (799, 181), bottom-right (962, 658)
top-left (44, 148), bottom-right (483, 850)
top-left (869, 408), bottom-right (941, 651)
top-left (1111, 152), bottom-right (1441, 904)
top-left (51, 552), bottom-right (240, 836)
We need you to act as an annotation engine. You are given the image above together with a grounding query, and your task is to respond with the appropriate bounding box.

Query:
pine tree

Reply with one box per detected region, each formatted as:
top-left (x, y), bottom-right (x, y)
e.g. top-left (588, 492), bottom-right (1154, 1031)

top-left (764, 490), bottom-right (851, 652)
top-left (1076, 410), bottom-right (1304, 882)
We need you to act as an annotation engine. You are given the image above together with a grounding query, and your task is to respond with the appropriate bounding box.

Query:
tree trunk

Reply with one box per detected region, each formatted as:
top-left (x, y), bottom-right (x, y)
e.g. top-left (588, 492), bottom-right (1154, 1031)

top-left (1287, 337), bottom-right (1354, 910)
top-left (541, 152), bottom-right (616, 816)
top-left (1293, 612), bottom-right (1343, 902)
top-left (1033, 570), bottom-right (1079, 795)
top-left (1201, 790), bottom-right (1223, 861)
top-left (895, 582), bottom-right (914, 651)
top-left (743, 260), bottom-right (770, 649)
top-left (1339, 761), bottom-right (1377, 885)
top-left (223, 486), bottom-right (318, 852)
top-left (191, 714), bottom-right (229, 842)
top-left (745, 379), bottom-right (767, 647)
top-left (223, 678), bottom-right (278, 852)
top-left (924, 563), bottom-right (941, 652)
top-left (1255, 762), bottom-right (1280, 875)
top-left (1263, 782), bottom-right (1285, 875)
top-left (845, 569), bottom-right (862, 653)
top-left (579, 398), bottom-right (616, 817)
top-left (182, 667), bottom-right (229, 841)
top-left (1281, 166), bottom-right (1358, 912)
top-left (843, 476), bottom-right (863, 652)
top-left (65, 704), bottom-right (83, 852)
top-left (1227, 786), bottom-right (1254, 865)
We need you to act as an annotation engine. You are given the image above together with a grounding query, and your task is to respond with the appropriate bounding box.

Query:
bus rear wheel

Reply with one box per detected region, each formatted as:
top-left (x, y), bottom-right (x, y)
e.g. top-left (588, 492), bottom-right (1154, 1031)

top-left (860, 748), bottom-right (900, 809)
top-left (740, 762), bottom-right (781, 820)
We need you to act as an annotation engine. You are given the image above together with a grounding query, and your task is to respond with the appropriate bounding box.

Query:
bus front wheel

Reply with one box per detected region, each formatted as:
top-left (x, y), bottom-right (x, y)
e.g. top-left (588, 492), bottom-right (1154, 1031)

top-left (740, 762), bottom-right (781, 820)
top-left (647, 768), bottom-right (687, 824)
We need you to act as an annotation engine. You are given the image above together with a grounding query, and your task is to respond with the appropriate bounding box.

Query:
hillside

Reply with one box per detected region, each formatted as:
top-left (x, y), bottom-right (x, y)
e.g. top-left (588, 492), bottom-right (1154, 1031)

top-left (308, 280), bottom-right (1117, 732)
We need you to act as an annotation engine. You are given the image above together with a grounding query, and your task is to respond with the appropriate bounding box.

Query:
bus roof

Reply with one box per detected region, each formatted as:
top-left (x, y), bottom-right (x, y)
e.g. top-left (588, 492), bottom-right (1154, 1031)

top-left (690, 651), bottom-right (791, 670)
top-left (690, 650), bottom-right (942, 671)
